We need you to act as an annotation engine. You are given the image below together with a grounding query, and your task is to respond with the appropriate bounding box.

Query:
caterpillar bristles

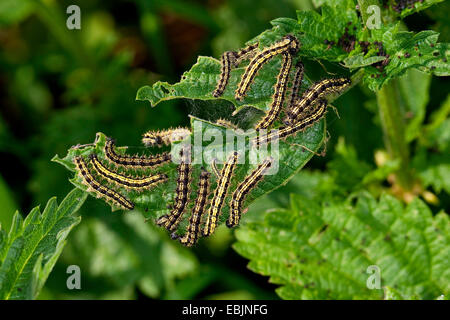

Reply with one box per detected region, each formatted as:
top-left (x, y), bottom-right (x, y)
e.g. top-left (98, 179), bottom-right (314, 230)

top-left (178, 168), bottom-right (211, 247)
top-left (73, 156), bottom-right (135, 211)
top-left (104, 137), bottom-right (171, 169)
top-left (89, 154), bottom-right (168, 191)
top-left (215, 118), bottom-right (238, 130)
top-left (283, 77), bottom-right (350, 126)
top-left (254, 51), bottom-right (293, 130)
top-left (142, 127), bottom-right (191, 147)
top-left (156, 146), bottom-right (192, 231)
top-left (252, 99), bottom-right (328, 147)
top-left (235, 35), bottom-right (299, 101)
top-left (203, 152), bottom-right (239, 237)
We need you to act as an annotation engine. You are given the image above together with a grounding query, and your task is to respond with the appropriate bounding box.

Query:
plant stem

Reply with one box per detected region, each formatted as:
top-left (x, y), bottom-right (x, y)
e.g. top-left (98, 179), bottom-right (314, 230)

top-left (376, 79), bottom-right (413, 189)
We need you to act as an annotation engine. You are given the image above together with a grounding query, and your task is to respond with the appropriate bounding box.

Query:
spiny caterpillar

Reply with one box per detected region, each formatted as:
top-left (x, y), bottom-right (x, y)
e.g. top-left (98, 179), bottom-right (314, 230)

top-left (156, 146), bottom-right (192, 231)
top-left (142, 127), bottom-right (191, 147)
top-left (213, 51), bottom-right (237, 98)
top-left (233, 42), bottom-right (259, 66)
top-left (73, 156), bottom-right (135, 211)
top-left (235, 35), bottom-right (299, 101)
top-left (252, 99), bottom-right (328, 147)
top-left (283, 77), bottom-right (350, 126)
top-left (89, 154), bottom-right (168, 190)
top-left (203, 151), bottom-right (239, 237)
top-left (104, 137), bottom-right (171, 168)
top-left (212, 43), bottom-right (259, 98)
top-left (215, 118), bottom-right (238, 130)
top-left (288, 61), bottom-right (304, 107)
top-left (227, 157), bottom-right (272, 228)
top-left (211, 158), bottom-right (221, 179)
top-left (254, 52), bottom-right (293, 130)
top-left (176, 168), bottom-right (211, 247)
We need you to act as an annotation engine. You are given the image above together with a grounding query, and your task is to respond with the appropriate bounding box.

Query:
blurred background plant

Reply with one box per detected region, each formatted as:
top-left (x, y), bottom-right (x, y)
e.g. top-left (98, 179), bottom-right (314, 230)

top-left (0, 0), bottom-right (448, 299)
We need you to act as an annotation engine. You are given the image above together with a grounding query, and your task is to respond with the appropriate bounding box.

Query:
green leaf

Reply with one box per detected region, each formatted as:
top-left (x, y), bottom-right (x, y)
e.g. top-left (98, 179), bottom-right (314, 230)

top-left (345, 25), bottom-right (449, 90)
top-left (295, 0), bottom-right (361, 61)
top-left (0, 188), bottom-right (86, 300)
top-left (58, 212), bottom-right (198, 299)
top-left (327, 138), bottom-right (372, 193)
top-left (393, 0), bottom-right (445, 19)
top-left (422, 94), bottom-right (450, 152)
top-left (398, 69), bottom-right (431, 142)
top-left (0, 174), bottom-right (17, 232)
top-left (234, 192), bottom-right (449, 299)
top-left (413, 151), bottom-right (450, 194)
top-left (54, 116), bottom-right (325, 236)
top-left (136, 14), bottom-right (357, 116)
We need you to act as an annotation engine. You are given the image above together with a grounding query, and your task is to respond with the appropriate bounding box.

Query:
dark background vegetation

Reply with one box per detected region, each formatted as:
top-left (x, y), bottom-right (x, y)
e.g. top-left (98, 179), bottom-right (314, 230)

top-left (0, 0), bottom-right (448, 299)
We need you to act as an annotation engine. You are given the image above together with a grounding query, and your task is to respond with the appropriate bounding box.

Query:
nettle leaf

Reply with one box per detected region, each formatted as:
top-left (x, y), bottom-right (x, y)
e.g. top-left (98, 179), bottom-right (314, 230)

top-left (234, 192), bottom-right (449, 299)
top-left (0, 188), bottom-right (86, 300)
top-left (423, 94), bottom-right (450, 152)
top-left (399, 69), bottom-right (431, 142)
top-left (54, 117), bottom-right (325, 237)
top-left (345, 25), bottom-right (450, 90)
top-left (389, 0), bottom-right (445, 19)
top-left (136, 14), bottom-right (357, 117)
top-left (413, 150), bottom-right (450, 194)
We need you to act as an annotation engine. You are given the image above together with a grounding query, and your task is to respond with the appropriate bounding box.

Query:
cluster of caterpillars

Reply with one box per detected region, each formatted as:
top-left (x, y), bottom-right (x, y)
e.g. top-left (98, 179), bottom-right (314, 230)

top-left (156, 148), bottom-right (273, 246)
top-left (72, 34), bottom-right (352, 247)
top-left (212, 34), bottom-right (351, 145)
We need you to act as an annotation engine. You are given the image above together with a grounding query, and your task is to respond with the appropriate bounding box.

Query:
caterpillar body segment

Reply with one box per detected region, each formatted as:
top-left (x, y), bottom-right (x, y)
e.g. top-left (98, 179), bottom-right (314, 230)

top-left (177, 168), bottom-right (211, 247)
top-left (252, 99), bottom-right (328, 147)
top-left (203, 151), bottom-right (239, 237)
top-left (213, 51), bottom-right (237, 98)
top-left (254, 52), bottom-right (293, 130)
top-left (104, 137), bottom-right (171, 168)
top-left (233, 42), bottom-right (259, 66)
top-left (215, 118), bottom-right (238, 130)
top-left (156, 147), bottom-right (192, 231)
top-left (73, 156), bottom-right (134, 211)
top-left (235, 35), bottom-right (299, 101)
top-left (142, 127), bottom-right (191, 147)
top-left (227, 157), bottom-right (273, 228)
top-left (89, 154), bottom-right (168, 190)
top-left (283, 77), bottom-right (350, 126)
top-left (288, 61), bottom-right (304, 108)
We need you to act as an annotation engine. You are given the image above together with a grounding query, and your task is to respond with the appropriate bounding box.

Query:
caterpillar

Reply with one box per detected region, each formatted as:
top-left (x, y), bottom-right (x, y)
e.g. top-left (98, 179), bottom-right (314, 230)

top-left (215, 118), bottom-right (238, 130)
top-left (252, 99), bottom-right (328, 147)
top-left (288, 61), bottom-right (304, 107)
top-left (212, 43), bottom-right (259, 98)
top-left (142, 127), bottom-right (191, 147)
top-left (283, 77), bottom-right (350, 126)
top-left (235, 35), bottom-right (299, 101)
top-left (104, 137), bottom-right (171, 168)
top-left (213, 51), bottom-right (237, 98)
top-left (227, 157), bottom-right (272, 228)
top-left (233, 42), bottom-right (259, 66)
top-left (203, 151), bottom-right (239, 237)
top-left (156, 146), bottom-right (192, 231)
top-left (211, 158), bottom-right (221, 179)
top-left (254, 52), bottom-right (293, 130)
top-left (73, 156), bottom-right (134, 211)
top-left (89, 154), bottom-right (168, 190)
top-left (177, 168), bottom-right (211, 247)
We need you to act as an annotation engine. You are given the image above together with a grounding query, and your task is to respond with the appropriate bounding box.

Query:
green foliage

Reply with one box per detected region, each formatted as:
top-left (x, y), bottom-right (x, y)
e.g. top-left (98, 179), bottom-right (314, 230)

top-left (54, 119), bottom-right (325, 234)
top-left (0, 188), bottom-right (86, 300)
top-left (1, 0), bottom-right (449, 301)
top-left (234, 192), bottom-right (449, 299)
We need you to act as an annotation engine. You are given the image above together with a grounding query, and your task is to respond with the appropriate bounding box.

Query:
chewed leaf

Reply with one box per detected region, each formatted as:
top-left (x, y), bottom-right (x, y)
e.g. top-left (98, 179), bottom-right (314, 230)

top-left (234, 192), bottom-right (450, 299)
top-left (54, 116), bottom-right (326, 238)
top-left (0, 188), bottom-right (85, 300)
